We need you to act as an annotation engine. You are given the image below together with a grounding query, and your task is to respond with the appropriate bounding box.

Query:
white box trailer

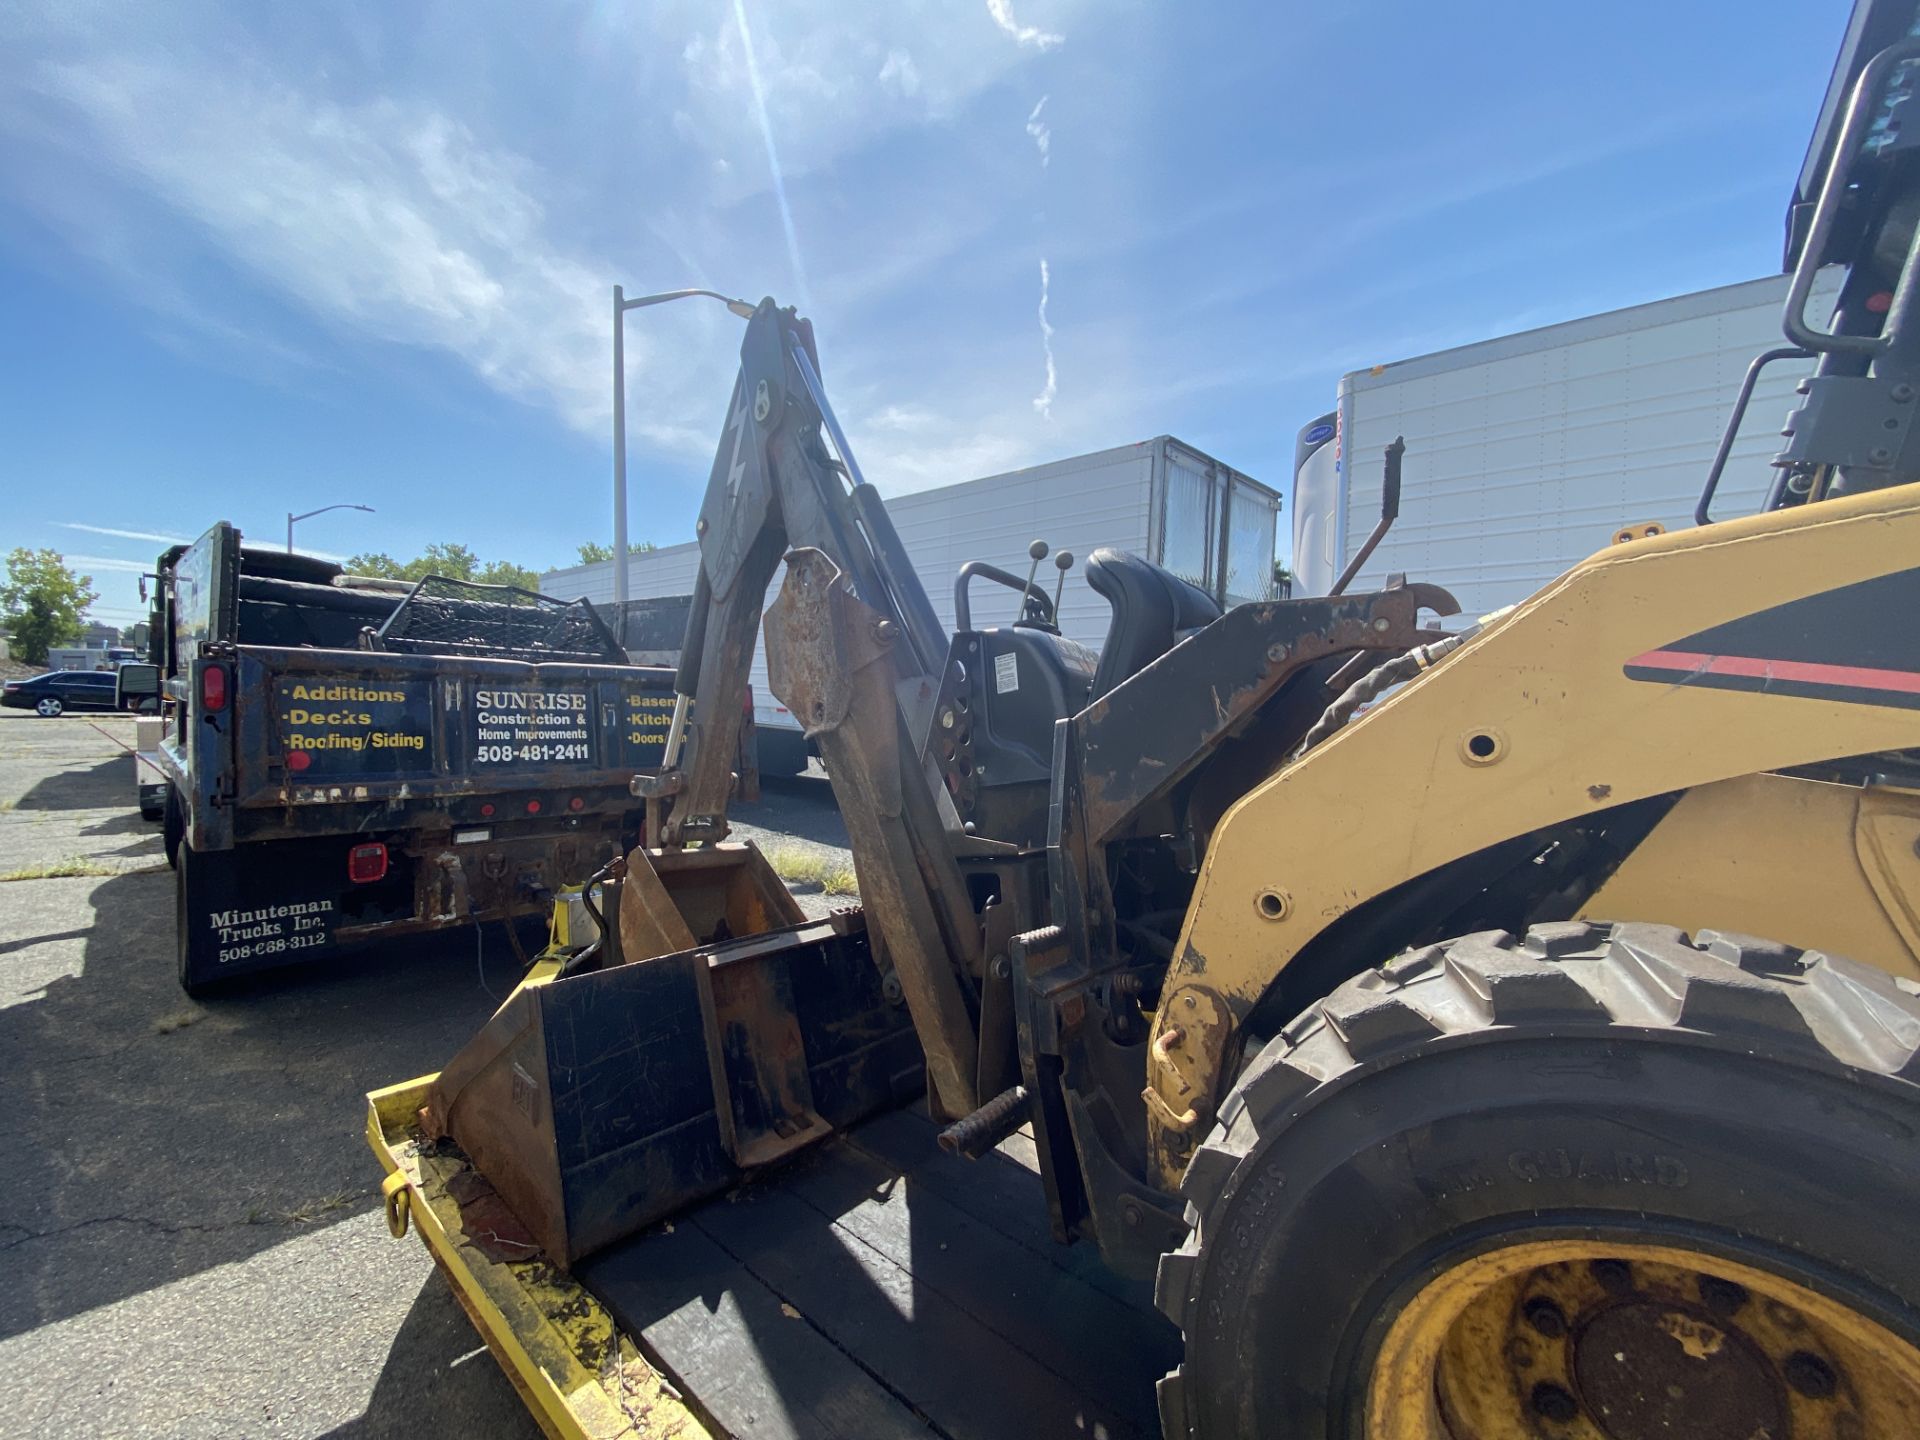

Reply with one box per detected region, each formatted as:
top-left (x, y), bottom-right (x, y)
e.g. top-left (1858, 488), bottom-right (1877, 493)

top-left (1291, 269), bottom-right (1845, 620)
top-left (543, 436), bottom-right (1281, 771)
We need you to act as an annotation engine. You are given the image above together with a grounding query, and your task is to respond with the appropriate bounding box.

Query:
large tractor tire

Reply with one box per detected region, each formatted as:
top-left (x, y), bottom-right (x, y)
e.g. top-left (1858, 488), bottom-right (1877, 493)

top-left (1155, 921), bottom-right (1920, 1439)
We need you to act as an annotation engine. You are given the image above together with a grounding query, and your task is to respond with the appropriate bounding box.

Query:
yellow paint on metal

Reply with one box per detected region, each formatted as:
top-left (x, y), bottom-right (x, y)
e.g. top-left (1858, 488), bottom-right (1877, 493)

top-left (1612, 518), bottom-right (1667, 544)
top-left (381, 1168), bottom-right (410, 1238)
top-left (365, 1077), bottom-right (711, 1440)
top-left (1149, 482), bottom-right (1920, 1183)
top-left (1365, 1240), bottom-right (1920, 1439)
top-left (1580, 773), bottom-right (1920, 980)
top-left (1857, 785), bottom-right (1920, 964)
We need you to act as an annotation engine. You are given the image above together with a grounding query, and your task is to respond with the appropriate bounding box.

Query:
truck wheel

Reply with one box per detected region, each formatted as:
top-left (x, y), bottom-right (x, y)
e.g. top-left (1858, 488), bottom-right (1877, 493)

top-left (1155, 921), bottom-right (1920, 1439)
top-left (162, 788), bottom-right (184, 870)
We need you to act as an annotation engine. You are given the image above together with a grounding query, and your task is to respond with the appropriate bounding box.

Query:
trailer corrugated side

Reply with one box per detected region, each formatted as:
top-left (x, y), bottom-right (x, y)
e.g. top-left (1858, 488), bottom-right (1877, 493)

top-left (1294, 269), bottom-right (1845, 617)
top-left (544, 436), bottom-right (1279, 762)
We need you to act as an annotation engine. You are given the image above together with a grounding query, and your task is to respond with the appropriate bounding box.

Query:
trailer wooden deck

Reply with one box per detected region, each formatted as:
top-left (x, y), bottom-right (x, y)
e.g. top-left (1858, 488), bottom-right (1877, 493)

top-left (577, 1107), bottom-right (1180, 1440)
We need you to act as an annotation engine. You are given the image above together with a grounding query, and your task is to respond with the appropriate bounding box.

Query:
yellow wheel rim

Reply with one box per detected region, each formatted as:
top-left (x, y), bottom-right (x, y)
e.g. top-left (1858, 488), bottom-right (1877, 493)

top-left (1366, 1240), bottom-right (1920, 1439)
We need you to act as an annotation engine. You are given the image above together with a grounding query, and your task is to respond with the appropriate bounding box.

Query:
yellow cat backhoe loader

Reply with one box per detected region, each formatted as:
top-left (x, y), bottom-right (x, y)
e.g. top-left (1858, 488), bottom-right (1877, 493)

top-left (369, 3), bottom-right (1920, 1432)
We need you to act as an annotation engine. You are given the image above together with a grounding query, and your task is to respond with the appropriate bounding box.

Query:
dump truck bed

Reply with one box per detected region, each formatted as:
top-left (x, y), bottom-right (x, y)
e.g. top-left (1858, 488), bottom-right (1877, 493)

top-left (369, 1077), bottom-right (1178, 1440)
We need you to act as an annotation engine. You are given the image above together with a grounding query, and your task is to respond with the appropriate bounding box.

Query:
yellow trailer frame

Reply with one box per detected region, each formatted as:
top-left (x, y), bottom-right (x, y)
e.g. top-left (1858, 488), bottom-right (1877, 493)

top-left (365, 1073), bottom-right (711, 1440)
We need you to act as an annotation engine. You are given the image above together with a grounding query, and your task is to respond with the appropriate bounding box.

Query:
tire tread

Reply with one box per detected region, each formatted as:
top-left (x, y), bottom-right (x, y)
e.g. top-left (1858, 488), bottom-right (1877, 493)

top-left (1154, 918), bottom-right (1920, 1437)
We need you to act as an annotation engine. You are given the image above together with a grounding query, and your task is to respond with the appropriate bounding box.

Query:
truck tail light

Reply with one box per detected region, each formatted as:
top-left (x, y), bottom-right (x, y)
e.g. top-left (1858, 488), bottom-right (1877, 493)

top-left (200, 664), bottom-right (228, 713)
top-left (348, 842), bottom-right (389, 884)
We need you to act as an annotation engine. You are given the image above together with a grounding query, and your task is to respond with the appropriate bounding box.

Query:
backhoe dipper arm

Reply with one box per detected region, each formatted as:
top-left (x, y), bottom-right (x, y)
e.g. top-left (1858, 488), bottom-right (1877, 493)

top-left (636, 298), bottom-right (983, 1115)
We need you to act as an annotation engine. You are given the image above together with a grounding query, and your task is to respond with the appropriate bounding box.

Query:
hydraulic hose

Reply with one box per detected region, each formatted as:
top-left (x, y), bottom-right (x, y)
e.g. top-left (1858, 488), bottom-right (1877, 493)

top-left (1293, 632), bottom-right (1468, 760)
top-left (561, 856), bottom-right (626, 978)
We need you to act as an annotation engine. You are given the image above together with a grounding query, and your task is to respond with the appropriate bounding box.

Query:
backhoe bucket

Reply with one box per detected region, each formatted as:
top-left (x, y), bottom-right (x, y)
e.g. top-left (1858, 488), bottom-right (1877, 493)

top-left (421, 842), bottom-right (923, 1269)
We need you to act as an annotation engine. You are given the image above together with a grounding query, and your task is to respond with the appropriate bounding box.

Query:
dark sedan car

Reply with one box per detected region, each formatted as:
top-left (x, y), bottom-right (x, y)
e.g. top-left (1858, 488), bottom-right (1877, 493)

top-left (2, 670), bottom-right (124, 717)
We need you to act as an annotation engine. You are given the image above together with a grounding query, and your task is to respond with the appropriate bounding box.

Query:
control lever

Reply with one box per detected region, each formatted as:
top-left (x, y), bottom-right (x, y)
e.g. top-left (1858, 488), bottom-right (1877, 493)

top-left (1329, 438), bottom-right (1404, 597)
top-left (1016, 539), bottom-right (1049, 624)
top-left (1051, 550), bottom-right (1074, 619)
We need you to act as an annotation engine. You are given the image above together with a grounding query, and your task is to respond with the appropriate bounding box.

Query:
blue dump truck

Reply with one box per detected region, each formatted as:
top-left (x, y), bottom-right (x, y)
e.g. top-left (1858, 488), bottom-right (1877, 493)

top-left (152, 523), bottom-right (749, 996)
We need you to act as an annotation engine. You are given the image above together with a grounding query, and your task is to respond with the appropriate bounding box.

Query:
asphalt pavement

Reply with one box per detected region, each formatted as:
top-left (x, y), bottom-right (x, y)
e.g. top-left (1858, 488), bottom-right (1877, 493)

top-left (0, 710), bottom-right (851, 1438)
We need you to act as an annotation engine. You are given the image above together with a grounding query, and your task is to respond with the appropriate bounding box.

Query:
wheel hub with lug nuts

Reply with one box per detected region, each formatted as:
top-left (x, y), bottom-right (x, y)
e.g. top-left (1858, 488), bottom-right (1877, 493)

top-left (1366, 1241), bottom-right (1918, 1439)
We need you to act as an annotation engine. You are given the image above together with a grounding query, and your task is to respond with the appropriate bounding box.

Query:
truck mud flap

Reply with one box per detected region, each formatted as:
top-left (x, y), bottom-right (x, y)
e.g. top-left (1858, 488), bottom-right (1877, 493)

top-left (422, 846), bottom-right (925, 1268)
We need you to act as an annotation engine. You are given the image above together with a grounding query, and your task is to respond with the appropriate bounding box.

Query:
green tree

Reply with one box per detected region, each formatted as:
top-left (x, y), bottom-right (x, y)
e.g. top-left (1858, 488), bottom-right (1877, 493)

top-left (576, 539), bottom-right (658, 564)
top-left (1, 549), bottom-right (99, 665)
top-left (1273, 561), bottom-right (1294, 598)
top-left (346, 543), bottom-right (538, 591)
top-left (344, 551), bottom-right (404, 579)
top-left (476, 559), bottom-right (541, 590)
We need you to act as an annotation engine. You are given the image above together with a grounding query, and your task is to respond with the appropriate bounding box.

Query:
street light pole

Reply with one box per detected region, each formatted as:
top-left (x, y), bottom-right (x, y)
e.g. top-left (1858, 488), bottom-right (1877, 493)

top-left (603, 285), bottom-right (758, 765)
top-left (613, 285), bottom-right (630, 628)
top-left (287, 503), bottom-right (375, 553)
top-left (610, 285), bottom-right (757, 644)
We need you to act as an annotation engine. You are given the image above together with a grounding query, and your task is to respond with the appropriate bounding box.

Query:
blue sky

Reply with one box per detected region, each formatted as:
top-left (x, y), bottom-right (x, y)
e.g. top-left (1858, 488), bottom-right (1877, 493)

top-left (1, 0), bottom-right (1846, 629)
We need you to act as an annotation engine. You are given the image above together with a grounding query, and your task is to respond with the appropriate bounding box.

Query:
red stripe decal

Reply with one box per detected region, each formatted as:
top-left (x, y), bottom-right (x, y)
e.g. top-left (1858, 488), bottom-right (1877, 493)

top-left (1628, 648), bottom-right (1920, 695)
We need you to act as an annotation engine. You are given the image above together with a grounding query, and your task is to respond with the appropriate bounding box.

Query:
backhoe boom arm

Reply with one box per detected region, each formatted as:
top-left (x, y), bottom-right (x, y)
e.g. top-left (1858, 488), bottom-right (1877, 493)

top-left (638, 299), bottom-right (982, 1114)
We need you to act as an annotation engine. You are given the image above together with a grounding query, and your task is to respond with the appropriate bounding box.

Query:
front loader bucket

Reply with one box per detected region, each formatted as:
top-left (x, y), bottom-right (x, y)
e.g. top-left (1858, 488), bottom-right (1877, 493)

top-left (421, 842), bottom-right (923, 1269)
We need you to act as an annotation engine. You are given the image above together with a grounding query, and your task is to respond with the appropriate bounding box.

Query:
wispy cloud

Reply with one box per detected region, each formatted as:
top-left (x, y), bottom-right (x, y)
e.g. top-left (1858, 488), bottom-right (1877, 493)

top-left (5, 0), bottom-right (1103, 523)
top-left (877, 49), bottom-right (921, 99)
top-left (1025, 96), bottom-right (1051, 167)
top-left (675, 2), bottom-right (1087, 203)
top-left (1023, 91), bottom-right (1055, 418)
top-left (731, 0), bottom-right (812, 313)
top-left (1032, 258), bottom-right (1057, 419)
top-left (64, 554), bottom-right (153, 575)
top-left (851, 401), bottom-right (1057, 492)
top-left (17, 54), bottom-right (722, 451)
top-left (986, 0), bottom-right (1063, 52)
top-left (55, 522), bottom-right (193, 546)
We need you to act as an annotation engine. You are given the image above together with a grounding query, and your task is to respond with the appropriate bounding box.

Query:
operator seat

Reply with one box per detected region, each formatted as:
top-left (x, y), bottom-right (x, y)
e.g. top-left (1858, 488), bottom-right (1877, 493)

top-left (1084, 546), bottom-right (1222, 699)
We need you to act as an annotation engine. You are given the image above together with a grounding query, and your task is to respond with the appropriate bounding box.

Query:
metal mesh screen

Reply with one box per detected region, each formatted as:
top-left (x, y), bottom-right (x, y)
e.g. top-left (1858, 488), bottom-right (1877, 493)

top-left (371, 576), bottom-right (626, 663)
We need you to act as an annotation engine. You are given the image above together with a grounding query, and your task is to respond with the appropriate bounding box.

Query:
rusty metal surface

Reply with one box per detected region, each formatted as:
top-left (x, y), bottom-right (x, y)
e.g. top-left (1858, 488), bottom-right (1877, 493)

top-left (428, 910), bottom-right (923, 1269)
top-left (617, 849), bottom-right (700, 959)
top-left (1013, 584), bottom-right (1458, 1272)
top-left (699, 955), bottom-right (825, 1168)
top-left (646, 302), bottom-right (949, 851)
top-left (444, 1165), bottom-right (545, 1265)
top-left (1072, 584), bottom-right (1455, 847)
top-left (766, 548), bottom-right (983, 1119)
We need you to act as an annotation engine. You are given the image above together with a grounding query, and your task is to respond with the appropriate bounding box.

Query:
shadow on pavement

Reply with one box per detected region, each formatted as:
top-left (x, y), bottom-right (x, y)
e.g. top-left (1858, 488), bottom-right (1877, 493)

top-left (317, 1279), bottom-right (538, 1439)
top-left (10, 753), bottom-right (128, 812)
top-left (0, 927), bottom-right (91, 959)
top-left (0, 865), bottom-right (520, 1342)
top-left (79, 809), bottom-right (158, 839)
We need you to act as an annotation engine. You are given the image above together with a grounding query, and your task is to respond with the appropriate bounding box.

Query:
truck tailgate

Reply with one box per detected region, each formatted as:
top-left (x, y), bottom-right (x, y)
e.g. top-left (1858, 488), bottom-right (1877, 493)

top-left (234, 648), bottom-right (683, 810)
